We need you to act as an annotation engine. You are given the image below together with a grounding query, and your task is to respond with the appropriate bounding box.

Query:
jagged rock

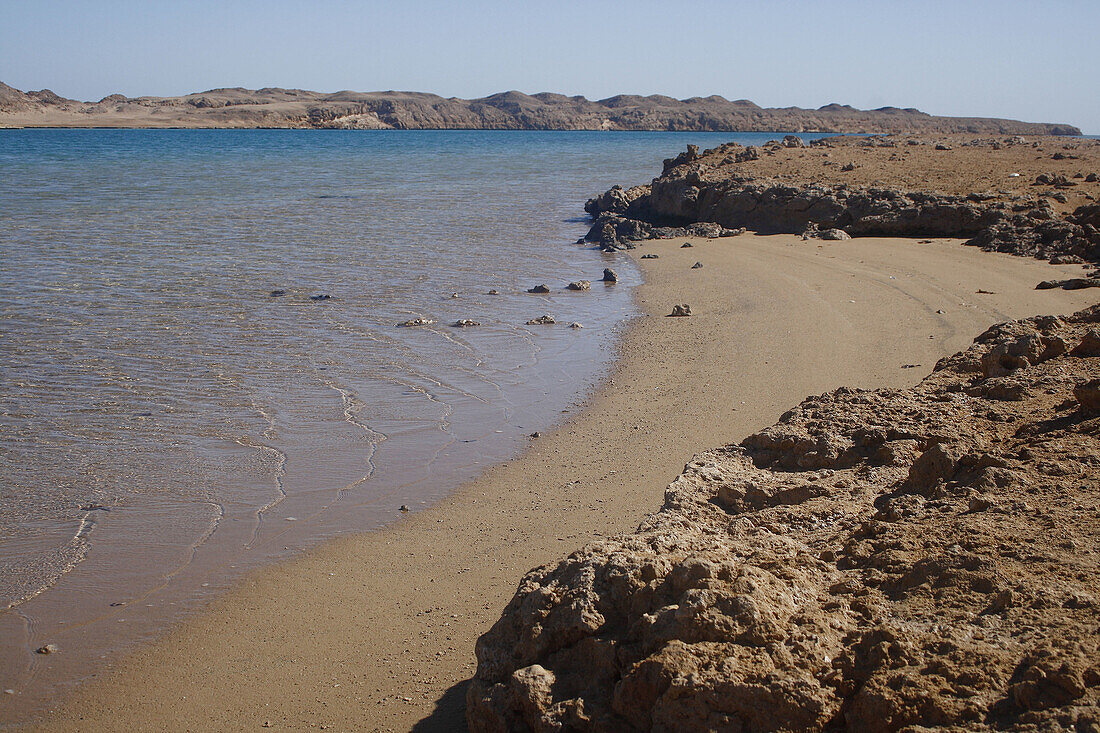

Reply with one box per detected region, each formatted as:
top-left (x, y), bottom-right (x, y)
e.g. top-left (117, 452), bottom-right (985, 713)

top-left (668, 304), bottom-right (692, 317)
top-left (566, 281), bottom-right (591, 291)
top-left (734, 146), bottom-right (760, 163)
top-left (469, 306), bottom-right (1100, 732)
top-left (1036, 278), bottom-right (1100, 290)
top-left (640, 254), bottom-right (659, 259)
top-left (691, 262), bottom-right (703, 269)
top-left (1074, 379), bottom-right (1100, 413)
top-left (527, 284), bottom-right (551, 294)
top-left (602, 269), bottom-right (618, 283)
top-left (526, 315), bottom-right (555, 325)
top-left (584, 185), bottom-right (651, 217)
top-left (569, 322), bottom-right (583, 329)
top-left (1071, 330), bottom-right (1100, 357)
top-left (452, 319), bottom-right (481, 327)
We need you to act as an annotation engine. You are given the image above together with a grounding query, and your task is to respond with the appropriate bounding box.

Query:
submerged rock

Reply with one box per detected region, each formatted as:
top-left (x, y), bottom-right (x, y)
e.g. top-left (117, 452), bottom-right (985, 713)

top-left (527, 284), bottom-right (551, 294)
top-left (398, 317), bottom-right (435, 327)
top-left (452, 319), bottom-right (481, 327)
top-left (526, 315), bottom-right (555, 325)
top-left (566, 281), bottom-right (591, 291)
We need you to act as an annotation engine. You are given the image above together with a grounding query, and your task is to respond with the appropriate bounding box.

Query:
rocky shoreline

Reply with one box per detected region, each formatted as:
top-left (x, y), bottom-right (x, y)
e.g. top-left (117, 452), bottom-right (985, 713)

top-left (464, 135), bottom-right (1100, 731)
top-left (584, 134), bottom-right (1100, 271)
top-left (468, 304), bottom-right (1100, 731)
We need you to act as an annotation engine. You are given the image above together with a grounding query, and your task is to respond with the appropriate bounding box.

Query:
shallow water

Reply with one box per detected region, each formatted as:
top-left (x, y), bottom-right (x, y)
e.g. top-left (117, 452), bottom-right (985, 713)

top-left (0, 129), bottom-right (828, 719)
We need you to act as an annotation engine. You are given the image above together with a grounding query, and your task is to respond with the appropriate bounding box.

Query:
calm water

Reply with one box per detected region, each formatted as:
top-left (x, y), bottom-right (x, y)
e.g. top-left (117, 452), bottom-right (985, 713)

top-left (0, 129), bottom-right (827, 719)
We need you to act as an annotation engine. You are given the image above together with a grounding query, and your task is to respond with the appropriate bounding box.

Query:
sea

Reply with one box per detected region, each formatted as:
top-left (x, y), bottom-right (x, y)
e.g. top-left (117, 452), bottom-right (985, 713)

top-left (0, 129), bottom-right (828, 720)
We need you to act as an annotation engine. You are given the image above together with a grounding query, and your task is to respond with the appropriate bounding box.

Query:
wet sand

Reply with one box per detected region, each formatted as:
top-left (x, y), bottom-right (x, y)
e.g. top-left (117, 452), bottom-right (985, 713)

top-left (28, 234), bottom-right (1098, 731)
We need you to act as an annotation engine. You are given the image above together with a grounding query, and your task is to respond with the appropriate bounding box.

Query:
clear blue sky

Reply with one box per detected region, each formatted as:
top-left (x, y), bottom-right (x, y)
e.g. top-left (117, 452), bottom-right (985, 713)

top-left (2, 0), bottom-right (1098, 132)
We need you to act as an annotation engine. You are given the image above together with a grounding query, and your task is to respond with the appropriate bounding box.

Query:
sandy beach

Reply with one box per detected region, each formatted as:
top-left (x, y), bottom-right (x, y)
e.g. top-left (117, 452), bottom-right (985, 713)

top-left (19, 232), bottom-right (1094, 731)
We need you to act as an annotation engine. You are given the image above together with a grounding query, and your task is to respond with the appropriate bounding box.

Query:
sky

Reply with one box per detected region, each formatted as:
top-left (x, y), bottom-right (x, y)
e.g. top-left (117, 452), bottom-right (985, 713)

top-left (2, 0), bottom-right (1098, 132)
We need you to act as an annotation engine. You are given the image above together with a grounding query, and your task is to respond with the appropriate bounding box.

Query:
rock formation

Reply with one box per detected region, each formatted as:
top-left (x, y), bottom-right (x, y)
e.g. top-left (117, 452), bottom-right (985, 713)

top-left (468, 305), bottom-right (1100, 732)
top-left (0, 82), bottom-right (1082, 134)
top-left (583, 136), bottom-right (1100, 263)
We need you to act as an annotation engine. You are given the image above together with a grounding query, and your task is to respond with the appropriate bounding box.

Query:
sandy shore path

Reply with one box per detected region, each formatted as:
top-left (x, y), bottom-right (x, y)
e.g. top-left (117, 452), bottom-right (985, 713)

top-left (30, 234), bottom-right (1097, 732)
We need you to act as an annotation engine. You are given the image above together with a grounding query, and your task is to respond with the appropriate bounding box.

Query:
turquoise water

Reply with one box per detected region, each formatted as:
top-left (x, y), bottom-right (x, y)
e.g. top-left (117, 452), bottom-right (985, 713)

top-left (0, 129), bottom-right (829, 718)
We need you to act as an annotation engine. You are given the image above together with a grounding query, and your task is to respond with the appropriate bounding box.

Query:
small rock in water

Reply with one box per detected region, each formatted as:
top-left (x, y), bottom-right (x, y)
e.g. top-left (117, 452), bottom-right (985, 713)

top-left (398, 317), bottom-right (435, 327)
top-left (487, 289), bottom-right (500, 295)
top-left (680, 242), bottom-right (693, 248)
top-left (570, 322), bottom-right (583, 329)
top-left (527, 284), bottom-right (551, 294)
top-left (527, 315), bottom-right (556, 325)
top-left (566, 281), bottom-right (591, 291)
top-left (691, 261), bottom-right (703, 269)
top-left (399, 505), bottom-right (411, 512)
top-left (450, 292), bottom-right (459, 298)
top-left (35, 644), bottom-right (59, 655)
top-left (602, 268), bottom-right (618, 283)
top-left (640, 254), bottom-right (659, 259)
top-left (668, 304), bottom-right (692, 317)
top-left (269, 289), bottom-right (287, 297)
top-left (452, 319), bottom-right (481, 327)
top-left (310, 294), bottom-right (332, 301)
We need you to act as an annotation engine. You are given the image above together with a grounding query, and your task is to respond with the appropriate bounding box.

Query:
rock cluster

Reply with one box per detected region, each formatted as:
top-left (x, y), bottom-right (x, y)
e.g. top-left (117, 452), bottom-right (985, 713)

top-left (468, 305), bottom-right (1100, 732)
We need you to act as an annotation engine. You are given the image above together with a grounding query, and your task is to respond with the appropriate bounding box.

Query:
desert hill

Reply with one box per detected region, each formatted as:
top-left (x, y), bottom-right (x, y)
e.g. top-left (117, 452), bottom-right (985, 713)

top-left (0, 82), bottom-right (1081, 134)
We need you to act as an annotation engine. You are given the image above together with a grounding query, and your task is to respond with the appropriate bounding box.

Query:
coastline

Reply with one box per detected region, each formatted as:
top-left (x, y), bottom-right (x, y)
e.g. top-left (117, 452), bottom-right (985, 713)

top-left (23, 233), bottom-right (1099, 731)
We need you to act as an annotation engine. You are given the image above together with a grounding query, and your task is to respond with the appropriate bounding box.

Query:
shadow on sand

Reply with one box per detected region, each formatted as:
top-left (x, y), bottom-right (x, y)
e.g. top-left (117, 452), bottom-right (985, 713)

top-left (411, 679), bottom-right (471, 733)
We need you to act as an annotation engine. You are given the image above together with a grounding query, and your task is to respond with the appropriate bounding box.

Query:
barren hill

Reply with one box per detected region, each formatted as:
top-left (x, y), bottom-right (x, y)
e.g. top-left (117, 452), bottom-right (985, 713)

top-left (0, 82), bottom-right (1082, 134)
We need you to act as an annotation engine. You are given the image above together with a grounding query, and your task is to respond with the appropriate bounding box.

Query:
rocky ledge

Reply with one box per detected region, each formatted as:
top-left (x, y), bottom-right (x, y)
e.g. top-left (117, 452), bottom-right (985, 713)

top-left (585, 135), bottom-right (1100, 266)
top-left (468, 305), bottom-right (1100, 731)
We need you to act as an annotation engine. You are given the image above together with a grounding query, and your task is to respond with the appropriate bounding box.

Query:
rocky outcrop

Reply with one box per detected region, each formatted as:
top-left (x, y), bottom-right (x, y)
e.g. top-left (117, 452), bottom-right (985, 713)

top-left (0, 82), bottom-right (1082, 133)
top-left (468, 305), bottom-right (1100, 732)
top-left (583, 136), bottom-right (1100, 261)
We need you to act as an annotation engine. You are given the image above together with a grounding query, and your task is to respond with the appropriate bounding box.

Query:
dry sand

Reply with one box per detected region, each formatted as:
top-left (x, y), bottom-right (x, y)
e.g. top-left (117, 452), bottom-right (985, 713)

top-left (27, 234), bottom-right (1098, 731)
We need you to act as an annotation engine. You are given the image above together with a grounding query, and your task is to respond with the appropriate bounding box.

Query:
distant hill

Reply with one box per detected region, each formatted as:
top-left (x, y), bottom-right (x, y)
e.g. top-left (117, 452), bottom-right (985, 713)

top-left (0, 82), bottom-right (1081, 135)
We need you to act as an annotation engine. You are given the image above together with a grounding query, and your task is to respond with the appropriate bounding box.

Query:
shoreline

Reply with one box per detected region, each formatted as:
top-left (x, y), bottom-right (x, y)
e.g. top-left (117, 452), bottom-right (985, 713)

top-left (24, 233), bottom-right (1099, 731)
